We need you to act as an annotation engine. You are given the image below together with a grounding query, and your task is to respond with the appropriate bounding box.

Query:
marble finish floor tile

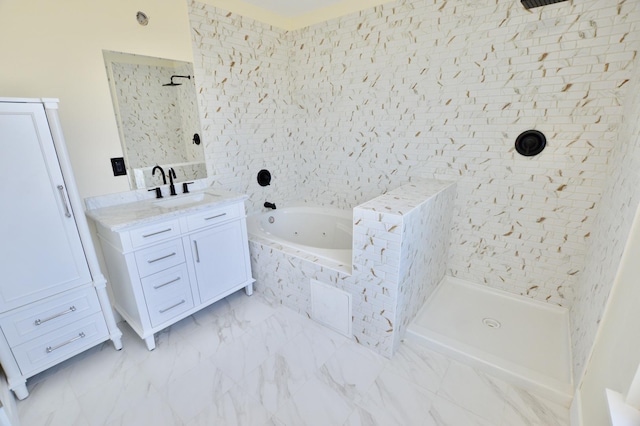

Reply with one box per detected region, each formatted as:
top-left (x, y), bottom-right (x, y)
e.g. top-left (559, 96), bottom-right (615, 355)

top-left (16, 291), bottom-right (570, 426)
top-left (348, 368), bottom-right (436, 426)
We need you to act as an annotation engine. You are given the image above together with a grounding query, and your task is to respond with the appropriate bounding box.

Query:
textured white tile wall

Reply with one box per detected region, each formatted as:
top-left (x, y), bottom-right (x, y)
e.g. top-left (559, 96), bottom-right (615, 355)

top-left (571, 32), bottom-right (640, 384)
top-left (287, 0), bottom-right (639, 307)
top-left (394, 183), bottom-right (456, 348)
top-left (353, 180), bottom-right (456, 351)
top-left (189, 0), bottom-right (639, 306)
top-left (188, 3), bottom-right (295, 212)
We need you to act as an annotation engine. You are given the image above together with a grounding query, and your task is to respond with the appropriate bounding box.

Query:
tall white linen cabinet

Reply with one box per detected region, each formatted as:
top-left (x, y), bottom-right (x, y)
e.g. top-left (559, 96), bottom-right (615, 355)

top-left (0, 98), bottom-right (122, 399)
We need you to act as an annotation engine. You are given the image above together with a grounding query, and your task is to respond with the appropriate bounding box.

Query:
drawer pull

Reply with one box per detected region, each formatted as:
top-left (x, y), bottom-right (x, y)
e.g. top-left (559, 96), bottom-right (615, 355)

top-left (142, 228), bottom-right (173, 238)
top-left (46, 332), bottom-right (85, 353)
top-left (147, 252), bottom-right (176, 264)
top-left (205, 213), bottom-right (226, 221)
top-left (193, 241), bottom-right (200, 263)
top-left (153, 276), bottom-right (181, 290)
top-left (34, 306), bottom-right (77, 326)
top-left (57, 185), bottom-right (72, 218)
top-left (159, 299), bottom-right (186, 314)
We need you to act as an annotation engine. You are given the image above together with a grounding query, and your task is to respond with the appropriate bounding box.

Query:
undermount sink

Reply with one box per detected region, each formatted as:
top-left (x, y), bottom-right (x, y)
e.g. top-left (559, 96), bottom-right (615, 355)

top-left (152, 191), bottom-right (218, 209)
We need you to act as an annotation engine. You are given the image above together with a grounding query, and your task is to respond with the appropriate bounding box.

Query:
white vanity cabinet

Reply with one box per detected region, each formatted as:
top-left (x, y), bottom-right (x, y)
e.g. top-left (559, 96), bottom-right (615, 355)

top-left (0, 98), bottom-right (122, 400)
top-left (94, 200), bottom-right (254, 350)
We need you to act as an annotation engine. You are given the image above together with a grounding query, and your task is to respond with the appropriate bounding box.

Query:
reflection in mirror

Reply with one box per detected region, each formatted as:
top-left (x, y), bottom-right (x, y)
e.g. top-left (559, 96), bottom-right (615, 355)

top-left (103, 50), bottom-right (206, 189)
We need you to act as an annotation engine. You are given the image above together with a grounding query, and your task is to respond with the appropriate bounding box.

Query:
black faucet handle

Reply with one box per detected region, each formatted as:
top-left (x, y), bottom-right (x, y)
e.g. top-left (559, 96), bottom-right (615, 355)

top-left (148, 187), bottom-right (163, 199)
top-left (167, 168), bottom-right (177, 196)
top-left (182, 182), bottom-right (194, 194)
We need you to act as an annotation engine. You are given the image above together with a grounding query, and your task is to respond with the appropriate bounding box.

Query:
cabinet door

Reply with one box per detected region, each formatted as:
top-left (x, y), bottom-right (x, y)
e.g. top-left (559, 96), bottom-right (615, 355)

top-left (190, 220), bottom-right (249, 303)
top-left (0, 102), bottom-right (91, 311)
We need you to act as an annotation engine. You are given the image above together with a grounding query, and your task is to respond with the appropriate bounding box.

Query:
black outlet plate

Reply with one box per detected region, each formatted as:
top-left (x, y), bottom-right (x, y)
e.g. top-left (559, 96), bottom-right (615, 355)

top-left (111, 157), bottom-right (127, 176)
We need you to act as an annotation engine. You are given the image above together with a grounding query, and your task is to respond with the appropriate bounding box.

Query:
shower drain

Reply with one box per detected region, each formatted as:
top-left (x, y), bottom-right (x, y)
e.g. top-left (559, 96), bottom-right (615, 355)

top-left (482, 318), bottom-right (501, 329)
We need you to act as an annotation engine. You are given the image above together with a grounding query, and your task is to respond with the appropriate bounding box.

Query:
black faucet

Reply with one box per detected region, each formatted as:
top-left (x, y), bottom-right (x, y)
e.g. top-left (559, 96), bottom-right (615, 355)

top-left (152, 165), bottom-right (166, 184)
top-left (168, 168), bottom-right (177, 196)
top-left (264, 201), bottom-right (276, 210)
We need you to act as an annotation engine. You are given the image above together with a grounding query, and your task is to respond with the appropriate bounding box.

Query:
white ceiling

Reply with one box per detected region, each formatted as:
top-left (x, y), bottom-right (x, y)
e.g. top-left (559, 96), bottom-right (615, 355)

top-left (241, 0), bottom-right (346, 17)
top-left (201, 0), bottom-right (392, 29)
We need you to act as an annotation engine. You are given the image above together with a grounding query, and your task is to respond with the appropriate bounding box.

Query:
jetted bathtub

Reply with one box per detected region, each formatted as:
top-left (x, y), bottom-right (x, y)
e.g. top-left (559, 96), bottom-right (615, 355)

top-left (246, 205), bottom-right (353, 268)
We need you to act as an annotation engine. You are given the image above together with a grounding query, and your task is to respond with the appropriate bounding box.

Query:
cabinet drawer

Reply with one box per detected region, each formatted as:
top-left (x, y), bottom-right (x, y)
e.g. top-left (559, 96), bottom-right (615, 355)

top-left (129, 219), bottom-right (181, 249)
top-left (0, 287), bottom-right (102, 347)
top-left (141, 263), bottom-right (191, 304)
top-left (134, 239), bottom-right (185, 278)
top-left (186, 204), bottom-right (240, 231)
top-left (146, 287), bottom-right (194, 327)
top-left (12, 312), bottom-right (108, 376)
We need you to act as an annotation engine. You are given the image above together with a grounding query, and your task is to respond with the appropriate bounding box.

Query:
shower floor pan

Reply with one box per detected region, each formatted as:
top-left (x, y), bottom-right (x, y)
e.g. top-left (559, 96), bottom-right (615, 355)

top-left (406, 276), bottom-right (572, 405)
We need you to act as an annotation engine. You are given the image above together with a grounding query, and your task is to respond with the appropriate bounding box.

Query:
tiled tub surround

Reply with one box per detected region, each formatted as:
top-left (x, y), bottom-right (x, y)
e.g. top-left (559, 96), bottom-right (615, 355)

top-left (188, 0), bottom-right (640, 392)
top-left (249, 180), bottom-right (455, 357)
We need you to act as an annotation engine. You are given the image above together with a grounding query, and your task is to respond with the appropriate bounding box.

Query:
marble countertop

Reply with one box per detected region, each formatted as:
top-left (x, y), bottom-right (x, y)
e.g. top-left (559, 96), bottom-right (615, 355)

top-left (85, 188), bottom-right (248, 231)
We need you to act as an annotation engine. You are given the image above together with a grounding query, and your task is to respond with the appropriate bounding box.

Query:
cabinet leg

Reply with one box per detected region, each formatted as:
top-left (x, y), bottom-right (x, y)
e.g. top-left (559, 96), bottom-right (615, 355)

top-left (244, 282), bottom-right (254, 296)
top-left (144, 336), bottom-right (156, 351)
top-left (111, 335), bottom-right (123, 351)
top-left (12, 383), bottom-right (28, 400)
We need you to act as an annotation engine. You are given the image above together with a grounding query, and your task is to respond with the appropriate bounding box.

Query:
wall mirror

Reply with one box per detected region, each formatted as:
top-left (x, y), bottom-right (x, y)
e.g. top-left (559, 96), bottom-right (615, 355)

top-left (103, 50), bottom-right (206, 189)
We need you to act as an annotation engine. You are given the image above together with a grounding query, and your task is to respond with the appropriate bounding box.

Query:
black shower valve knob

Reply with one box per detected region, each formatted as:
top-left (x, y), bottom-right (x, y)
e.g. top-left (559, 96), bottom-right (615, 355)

top-left (257, 169), bottom-right (271, 186)
top-left (515, 130), bottom-right (546, 157)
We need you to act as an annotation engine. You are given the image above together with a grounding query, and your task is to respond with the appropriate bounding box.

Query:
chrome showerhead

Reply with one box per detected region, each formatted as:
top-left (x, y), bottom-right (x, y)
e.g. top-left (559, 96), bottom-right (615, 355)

top-left (162, 75), bottom-right (191, 86)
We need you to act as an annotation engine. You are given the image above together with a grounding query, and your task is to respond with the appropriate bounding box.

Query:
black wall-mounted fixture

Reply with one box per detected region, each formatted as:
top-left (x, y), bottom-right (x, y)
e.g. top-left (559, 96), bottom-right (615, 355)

top-left (515, 130), bottom-right (547, 157)
top-left (192, 133), bottom-right (201, 145)
top-left (521, 0), bottom-right (568, 9)
top-left (257, 169), bottom-right (271, 186)
top-left (163, 75), bottom-right (191, 87)
top-left (110, 157), bottom-right (126, 176)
